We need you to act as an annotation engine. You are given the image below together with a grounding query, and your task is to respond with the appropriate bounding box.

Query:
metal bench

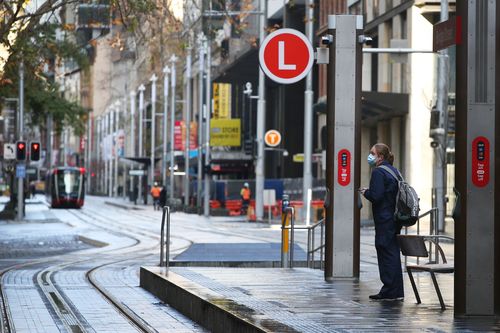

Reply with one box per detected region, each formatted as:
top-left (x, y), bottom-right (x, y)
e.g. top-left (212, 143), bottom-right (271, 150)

top-left (397, 235), bottom-right (454, 310)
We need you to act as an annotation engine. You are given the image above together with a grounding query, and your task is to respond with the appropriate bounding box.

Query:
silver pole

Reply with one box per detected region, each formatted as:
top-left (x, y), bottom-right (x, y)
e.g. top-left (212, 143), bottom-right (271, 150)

top-left (255, 0), bottom-right (267, 221)
top-left (104, 112), bottom-right (109, 195)
top-left (162, 66), bottom-right (170, 188)
top-left (130, 91), bottom-right (136, 198)
top-left (184, 47), bottom-right (192, 206)
top-left (197, 37), bottom-right (206, 209)
top-left (302, 0), bottom-right (314, 225)
top-left (170, 55), bottom-right (177, 202)
top-left (96, 116), bottom-right (101, 192)
top-left (151, 74), bottom-right (158, 196)
top-left (16, 61), bottom-right (24, 221)
top-left (86, 114), bottom-right (91, 193)
top-left (203, 41), bottom-right (211, 217)
top-left (114, 102), bottom-right (120, 197)
top-left (138, 84), bottom-right (146, 204)
top-left (101, 113), bottom-right (108, 194)
top-left (434, 0), bottom-right (449, 233)
top-left (109, 107), bottom-right (114, 197)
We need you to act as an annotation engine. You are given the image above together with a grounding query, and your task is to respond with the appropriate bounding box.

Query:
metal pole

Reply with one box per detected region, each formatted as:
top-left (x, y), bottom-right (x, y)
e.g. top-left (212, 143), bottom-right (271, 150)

top-left (302, 0), bottom-right (314, 225)
top-left (96, 116), bottom-right (100, 192)
top-left (102, 116), bottom-right (106, 193)
top-left (434, 0), bottom-right (449, 233)
top-left (255, 0), bottom-right (267, 221)
top-left (197, 36), bottom-right (206, 210)
top-left (203, 41), bottom-right (211, 217)
top-left (162, 66), bottom-right (170, 188)
top-left (16, 61), bottom-right (24, 221)
top-left (170, 55), bottom-right (177, 202)
top-left (114, 102), bottom-right (119, 197)
top-left (86, 113), bottom-right (92, 193)
top-left (138, 84), bottom-right (145, 204)
top-left (151, 74), bottom-right (158, 196)
top-left (184, 47), bottom-right (192, 206)
top-left (109, 107), bottom-right (114, 196)
top-left (130, 91), bottom-right (136, 199)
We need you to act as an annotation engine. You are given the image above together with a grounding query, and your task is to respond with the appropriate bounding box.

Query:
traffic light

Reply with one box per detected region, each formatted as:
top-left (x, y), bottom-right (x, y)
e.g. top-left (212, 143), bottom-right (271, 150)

top-left (30, 141), bottom-right (41, 161)
top-left (16, 141), bottom-right (26, 161)
top-left (244, 138), bottom-right (254, 155)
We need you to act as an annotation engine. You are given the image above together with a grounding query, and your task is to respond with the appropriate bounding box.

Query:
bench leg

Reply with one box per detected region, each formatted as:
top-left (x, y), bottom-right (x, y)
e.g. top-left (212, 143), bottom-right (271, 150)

top-left (407, 268), bottom-right (421, 304)
top-left (429, 271), bottom-right (446, 310)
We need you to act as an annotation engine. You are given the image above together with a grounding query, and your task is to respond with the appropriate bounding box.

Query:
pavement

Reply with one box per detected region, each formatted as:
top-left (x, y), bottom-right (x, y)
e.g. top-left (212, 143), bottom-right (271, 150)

top-left (3, 194), bottom-right (495, 332)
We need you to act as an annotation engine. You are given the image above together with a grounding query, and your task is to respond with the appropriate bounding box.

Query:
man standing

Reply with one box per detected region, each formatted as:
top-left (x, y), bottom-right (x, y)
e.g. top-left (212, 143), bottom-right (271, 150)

top-left (240, 182), bottom-right (251, 215)
top-left (150, 182), bottom-right (161, 210)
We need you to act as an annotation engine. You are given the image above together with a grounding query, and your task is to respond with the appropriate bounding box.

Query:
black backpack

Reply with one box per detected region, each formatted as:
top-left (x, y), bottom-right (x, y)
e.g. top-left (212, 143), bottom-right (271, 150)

top-left (378, 165), bottom-right (420, 227)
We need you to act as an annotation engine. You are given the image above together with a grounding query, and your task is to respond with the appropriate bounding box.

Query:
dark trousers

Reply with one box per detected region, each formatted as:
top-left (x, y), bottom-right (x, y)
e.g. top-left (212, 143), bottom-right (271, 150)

top-left (375, 223), bottom-right (404, 298)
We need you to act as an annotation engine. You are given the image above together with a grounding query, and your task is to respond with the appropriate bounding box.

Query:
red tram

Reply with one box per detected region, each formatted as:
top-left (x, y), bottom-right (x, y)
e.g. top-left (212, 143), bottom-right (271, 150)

top-left (46, 167), bottom-right (85, 208)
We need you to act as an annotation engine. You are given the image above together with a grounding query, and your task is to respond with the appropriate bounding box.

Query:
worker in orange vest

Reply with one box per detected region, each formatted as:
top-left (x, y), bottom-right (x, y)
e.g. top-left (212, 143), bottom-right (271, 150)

top-left (150, 182), bottom-right (161, 210)
top-left (240, 182), bottom-right (251, 215)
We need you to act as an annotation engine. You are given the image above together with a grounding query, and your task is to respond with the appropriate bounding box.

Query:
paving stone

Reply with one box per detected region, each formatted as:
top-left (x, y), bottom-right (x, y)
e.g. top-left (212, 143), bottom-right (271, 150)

top-left (142, 266), bottom-right (500, 332)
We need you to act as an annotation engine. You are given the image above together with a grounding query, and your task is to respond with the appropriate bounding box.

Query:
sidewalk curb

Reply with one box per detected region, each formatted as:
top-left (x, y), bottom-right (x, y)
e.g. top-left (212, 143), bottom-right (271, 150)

top-left (104, 201), bottom-right (144, 210)
top-left (78, 235), bottom-right (108, 248)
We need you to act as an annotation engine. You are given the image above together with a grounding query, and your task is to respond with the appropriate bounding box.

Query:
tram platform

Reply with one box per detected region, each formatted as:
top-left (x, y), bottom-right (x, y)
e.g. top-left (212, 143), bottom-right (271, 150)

top-left (140, 266), bottom-right (500, 332)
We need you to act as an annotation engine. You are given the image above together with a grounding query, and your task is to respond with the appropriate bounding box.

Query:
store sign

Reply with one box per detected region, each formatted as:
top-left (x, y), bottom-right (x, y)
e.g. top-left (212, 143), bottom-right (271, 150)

top-left (174, 121), bottom-right (198, 151)
top-left (213, 83), bottom-right (232, 119)
top-left (210, 119), bottom-right (241, 147)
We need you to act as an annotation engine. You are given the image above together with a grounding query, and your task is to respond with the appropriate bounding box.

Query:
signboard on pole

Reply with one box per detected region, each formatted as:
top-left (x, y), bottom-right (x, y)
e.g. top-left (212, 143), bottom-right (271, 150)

top-left (213, 83), bottom-right (231, 119)
top-left (264, 129), bottom-right (281, 147)
top-left (129, 169), bottom-right (146, 176)
top-left (210, 119), bottom-right (241, 147)
top-left (259, 28), bottom-right (314, 84)
top-left (3, 143), bottom-right (16, 160)
top-left (433, 16), bottom-right (461, 52)
top-left (16, 164), bottom-right (26, 178)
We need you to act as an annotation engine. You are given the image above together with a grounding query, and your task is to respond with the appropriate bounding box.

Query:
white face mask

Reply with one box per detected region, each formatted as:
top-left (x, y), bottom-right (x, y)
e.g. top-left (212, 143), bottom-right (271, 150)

top-left (367, 153), bottom-right (377, 166)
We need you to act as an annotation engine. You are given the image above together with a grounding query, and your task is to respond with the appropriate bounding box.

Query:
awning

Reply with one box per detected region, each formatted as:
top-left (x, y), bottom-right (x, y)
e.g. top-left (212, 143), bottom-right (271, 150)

top-left (121, 157), bottom-right (161, 166)
top-left (314, 91), bottom-right (409, 126)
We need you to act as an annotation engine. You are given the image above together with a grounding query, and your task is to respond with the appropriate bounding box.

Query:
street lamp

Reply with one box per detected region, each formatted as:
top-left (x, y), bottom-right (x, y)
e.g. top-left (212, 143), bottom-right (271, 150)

top-left (169, 55), bottom-right (177, 202)
top-left (162, 66), bottom-right (170, 189)
top-left (150, 74), bottom-right (158, 197)
top-left (138, 84), bottom-right (146, 204)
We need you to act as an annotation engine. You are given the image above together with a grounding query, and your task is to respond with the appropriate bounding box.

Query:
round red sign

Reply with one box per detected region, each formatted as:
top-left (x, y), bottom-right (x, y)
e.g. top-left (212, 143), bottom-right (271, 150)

top-left (259, 29), bottom-right (314, 84)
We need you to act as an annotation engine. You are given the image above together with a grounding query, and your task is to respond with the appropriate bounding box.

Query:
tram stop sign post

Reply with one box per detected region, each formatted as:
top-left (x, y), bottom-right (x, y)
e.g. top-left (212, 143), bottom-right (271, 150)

top-left (259, 28), bottom-right (314, 84)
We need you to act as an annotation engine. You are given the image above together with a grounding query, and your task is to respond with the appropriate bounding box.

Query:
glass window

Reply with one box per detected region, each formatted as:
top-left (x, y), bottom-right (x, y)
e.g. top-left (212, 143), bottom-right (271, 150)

top-left (57, 172), bottom-right (80, 194)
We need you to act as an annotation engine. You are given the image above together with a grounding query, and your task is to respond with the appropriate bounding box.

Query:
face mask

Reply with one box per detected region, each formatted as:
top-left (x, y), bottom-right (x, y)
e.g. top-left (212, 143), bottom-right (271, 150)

top-left (367, 153), bottom-right (377, 166)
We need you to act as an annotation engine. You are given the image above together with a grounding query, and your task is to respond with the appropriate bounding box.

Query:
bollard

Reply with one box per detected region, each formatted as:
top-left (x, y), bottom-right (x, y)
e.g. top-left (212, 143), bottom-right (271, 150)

top-left (281, 195), bottom-right (290, 268)
top-left (160, 206), bottom-right (171, 268)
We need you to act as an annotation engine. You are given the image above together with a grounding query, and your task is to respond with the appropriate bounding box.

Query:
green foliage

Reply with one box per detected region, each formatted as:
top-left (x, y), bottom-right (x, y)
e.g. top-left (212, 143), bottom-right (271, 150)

top-left (1, 22), bottom-right (89, 134)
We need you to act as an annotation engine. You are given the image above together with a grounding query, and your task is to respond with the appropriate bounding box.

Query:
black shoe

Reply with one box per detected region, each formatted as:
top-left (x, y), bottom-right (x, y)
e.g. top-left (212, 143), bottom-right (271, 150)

top-left (369, 294), bottom-right (403, 301)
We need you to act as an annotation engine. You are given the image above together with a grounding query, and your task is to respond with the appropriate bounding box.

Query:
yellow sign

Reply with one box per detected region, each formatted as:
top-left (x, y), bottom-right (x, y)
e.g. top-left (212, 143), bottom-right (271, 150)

top-left (213, 83), bottom-right (231, 119)
top-left (293, 153), bottom-right (304, 163)
top-left (210, 119), bottom-right (241, 147)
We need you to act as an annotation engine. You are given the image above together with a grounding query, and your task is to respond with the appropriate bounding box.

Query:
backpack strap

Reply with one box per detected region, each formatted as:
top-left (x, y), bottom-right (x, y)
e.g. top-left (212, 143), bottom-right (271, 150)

top-left (378, 165), bottom-right (403, 182)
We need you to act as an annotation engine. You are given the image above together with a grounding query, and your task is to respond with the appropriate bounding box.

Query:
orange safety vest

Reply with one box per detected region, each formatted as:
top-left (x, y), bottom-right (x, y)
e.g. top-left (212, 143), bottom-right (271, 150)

top-left (241, 188), bottom-right (251, 200)
top-left (151, 187), bottom-right (161, 198)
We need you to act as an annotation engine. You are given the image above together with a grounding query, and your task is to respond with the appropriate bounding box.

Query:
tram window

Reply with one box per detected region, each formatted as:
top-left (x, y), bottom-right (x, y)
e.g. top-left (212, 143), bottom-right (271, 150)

top-left (57, 172), bottom-right (80, 194)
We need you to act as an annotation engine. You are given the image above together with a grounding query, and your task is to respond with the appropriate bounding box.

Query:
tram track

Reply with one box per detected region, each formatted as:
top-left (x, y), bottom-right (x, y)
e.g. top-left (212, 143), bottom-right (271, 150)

top-left (0, 203), bottom-right (192, 333)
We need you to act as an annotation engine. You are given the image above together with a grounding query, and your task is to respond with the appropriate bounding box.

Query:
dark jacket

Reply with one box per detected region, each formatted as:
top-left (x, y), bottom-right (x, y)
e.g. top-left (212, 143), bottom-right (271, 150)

top-left (363, 161), bottom-right (398, 225)
top-left (159, 187), bottom-right (167, 207)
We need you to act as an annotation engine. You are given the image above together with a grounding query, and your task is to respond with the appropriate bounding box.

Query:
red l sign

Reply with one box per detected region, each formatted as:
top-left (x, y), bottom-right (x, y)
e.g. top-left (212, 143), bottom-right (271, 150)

top-left (259, 28), bottom-right (314, 84)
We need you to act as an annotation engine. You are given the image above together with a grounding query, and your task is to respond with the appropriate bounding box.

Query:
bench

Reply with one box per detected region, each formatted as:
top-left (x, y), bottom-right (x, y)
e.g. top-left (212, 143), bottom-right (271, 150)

top-left (397, 235), bottom-right (454, 310)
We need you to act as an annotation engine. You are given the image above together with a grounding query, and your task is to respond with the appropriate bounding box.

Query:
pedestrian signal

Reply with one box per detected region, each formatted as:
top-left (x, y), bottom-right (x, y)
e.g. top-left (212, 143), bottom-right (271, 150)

top-left (16, 141), bottom-right (26, 161)
top-left (30, 142), bottom-right (41, 161)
